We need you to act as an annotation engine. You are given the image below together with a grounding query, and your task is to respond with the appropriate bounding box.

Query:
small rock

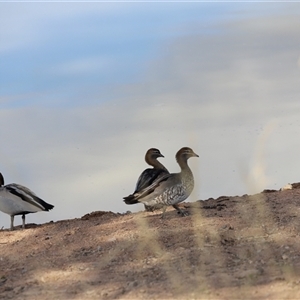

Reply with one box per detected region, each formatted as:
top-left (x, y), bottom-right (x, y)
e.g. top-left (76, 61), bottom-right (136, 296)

top-left (280, 184), bottom-right (292, 191)
top-left (127, 281), bottom-right (138, 289)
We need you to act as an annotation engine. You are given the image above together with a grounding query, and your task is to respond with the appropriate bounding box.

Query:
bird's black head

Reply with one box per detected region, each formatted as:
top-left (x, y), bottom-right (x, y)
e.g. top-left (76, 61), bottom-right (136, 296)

top-left (0, 172), bottom-right (4, 186)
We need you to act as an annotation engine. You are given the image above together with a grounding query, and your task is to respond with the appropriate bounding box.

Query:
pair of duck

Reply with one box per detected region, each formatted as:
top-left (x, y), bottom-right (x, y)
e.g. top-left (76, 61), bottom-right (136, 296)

top-left (123, 147), bottom-right (199, 218)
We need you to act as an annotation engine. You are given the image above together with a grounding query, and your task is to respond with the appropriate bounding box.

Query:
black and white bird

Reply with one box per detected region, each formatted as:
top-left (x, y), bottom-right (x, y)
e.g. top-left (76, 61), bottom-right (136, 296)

top-left (0, 172), bottom-right (54, 230)
top-left (124, 147), bottom-right (199, 218)
top-left (123, 148), bottom-right (169, 211)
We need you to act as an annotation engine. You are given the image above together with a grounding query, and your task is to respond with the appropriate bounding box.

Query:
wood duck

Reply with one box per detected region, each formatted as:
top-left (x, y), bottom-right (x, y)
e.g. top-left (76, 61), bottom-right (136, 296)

top-left (123, 148), bottom-right (169, 211)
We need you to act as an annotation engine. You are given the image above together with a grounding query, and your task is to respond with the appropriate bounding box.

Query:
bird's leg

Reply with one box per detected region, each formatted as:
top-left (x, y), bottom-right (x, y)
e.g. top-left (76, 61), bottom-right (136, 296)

top-left (22, 214), bottom-right (26, 229)
top-left (172, 204), bottom-right (189, 217)
top-left (160, 206), bottom-right (167, 219)
top-left (10, 215), bottom-right (14, 231)
top-left (144, 204), bottom-right (155, 212)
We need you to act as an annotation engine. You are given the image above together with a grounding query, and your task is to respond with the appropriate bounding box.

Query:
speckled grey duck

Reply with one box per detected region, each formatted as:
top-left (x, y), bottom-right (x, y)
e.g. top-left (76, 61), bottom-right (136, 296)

top-left (0, 172), bottom-right (54, 230)
top-left (124, 147), bottom-right (199, 218)
top-left (123, 148), bottom-right (169, 211)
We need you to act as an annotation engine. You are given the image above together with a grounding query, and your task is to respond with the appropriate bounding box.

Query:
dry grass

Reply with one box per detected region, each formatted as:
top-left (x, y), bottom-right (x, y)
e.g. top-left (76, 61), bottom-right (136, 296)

top-left (1, 186), bottom-right (300, 299)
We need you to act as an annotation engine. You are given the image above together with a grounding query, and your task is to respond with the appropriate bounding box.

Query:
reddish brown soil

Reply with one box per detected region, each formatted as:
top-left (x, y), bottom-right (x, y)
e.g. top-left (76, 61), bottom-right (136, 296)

top-left (1, 185), bottom-right (300, 299)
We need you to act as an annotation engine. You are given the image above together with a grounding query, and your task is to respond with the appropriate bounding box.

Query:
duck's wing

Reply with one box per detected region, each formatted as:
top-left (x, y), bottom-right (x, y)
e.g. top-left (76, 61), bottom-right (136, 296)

top-left (5, 184), bottom-right (54, 211)
top-left (146, 183), bottom-right (187, 206)
top-left (134, 168), bottom-right (169, 193)
top-left (124, 173), bottom-right (172, 204)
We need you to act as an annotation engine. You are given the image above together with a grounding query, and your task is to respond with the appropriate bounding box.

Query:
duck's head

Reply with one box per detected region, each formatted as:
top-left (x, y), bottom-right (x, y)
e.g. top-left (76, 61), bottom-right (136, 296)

top-left (176, 147), bottom-right (199, 162)
top-left (146, 148), bottom-right (164, 160)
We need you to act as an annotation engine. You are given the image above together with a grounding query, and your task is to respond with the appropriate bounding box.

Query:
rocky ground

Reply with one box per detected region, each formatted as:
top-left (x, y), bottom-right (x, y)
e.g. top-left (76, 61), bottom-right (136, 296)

top-left (1, 184), bottom-right (300, 299)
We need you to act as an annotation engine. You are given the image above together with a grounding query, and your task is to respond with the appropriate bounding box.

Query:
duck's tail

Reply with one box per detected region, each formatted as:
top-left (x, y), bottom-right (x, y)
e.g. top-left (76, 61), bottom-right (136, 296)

top-left (123, 194), bottom-right (139, 205)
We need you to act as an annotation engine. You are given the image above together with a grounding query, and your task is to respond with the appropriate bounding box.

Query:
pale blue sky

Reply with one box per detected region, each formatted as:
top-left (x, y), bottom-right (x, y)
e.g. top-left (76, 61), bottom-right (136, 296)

top-left (0, 2), bottom-right (300, 229)
top-left (1, 2), bottom-right (293, 106)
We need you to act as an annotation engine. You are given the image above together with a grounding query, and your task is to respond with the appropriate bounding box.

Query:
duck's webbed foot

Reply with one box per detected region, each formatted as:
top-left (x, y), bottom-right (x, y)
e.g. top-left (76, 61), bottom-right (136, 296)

top-left (173, 204), bottom-right (189, 217)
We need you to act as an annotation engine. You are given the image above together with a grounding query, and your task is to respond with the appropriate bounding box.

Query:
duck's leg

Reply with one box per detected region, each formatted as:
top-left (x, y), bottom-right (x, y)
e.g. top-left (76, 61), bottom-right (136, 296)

top-left (22, 214), bottom-right (26, 229)
top-left (160, 206), bottom-right (167, 219)
top-left (10, 215), bottom-right (14, 231)
top-left (144, 204), bottom-right (155, 212)
top-left (173, 204), bottom-right (189, 217)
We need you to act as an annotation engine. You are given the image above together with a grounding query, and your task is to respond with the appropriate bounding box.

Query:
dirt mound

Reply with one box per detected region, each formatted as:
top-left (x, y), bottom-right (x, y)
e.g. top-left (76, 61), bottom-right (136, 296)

top-left (81, 210), bottom-right (121, 220)
top-left (1, 186), bottom-right (300, 299)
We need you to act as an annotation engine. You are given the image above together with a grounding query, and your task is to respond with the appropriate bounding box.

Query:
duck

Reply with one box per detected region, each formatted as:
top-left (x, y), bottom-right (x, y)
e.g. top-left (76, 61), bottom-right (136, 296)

top-left (123, 148), bottom-right (169, 211)
top-left (0, 172), bottom-right (54, 230)
top-left (124, 147), bottom-right (199, 218)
